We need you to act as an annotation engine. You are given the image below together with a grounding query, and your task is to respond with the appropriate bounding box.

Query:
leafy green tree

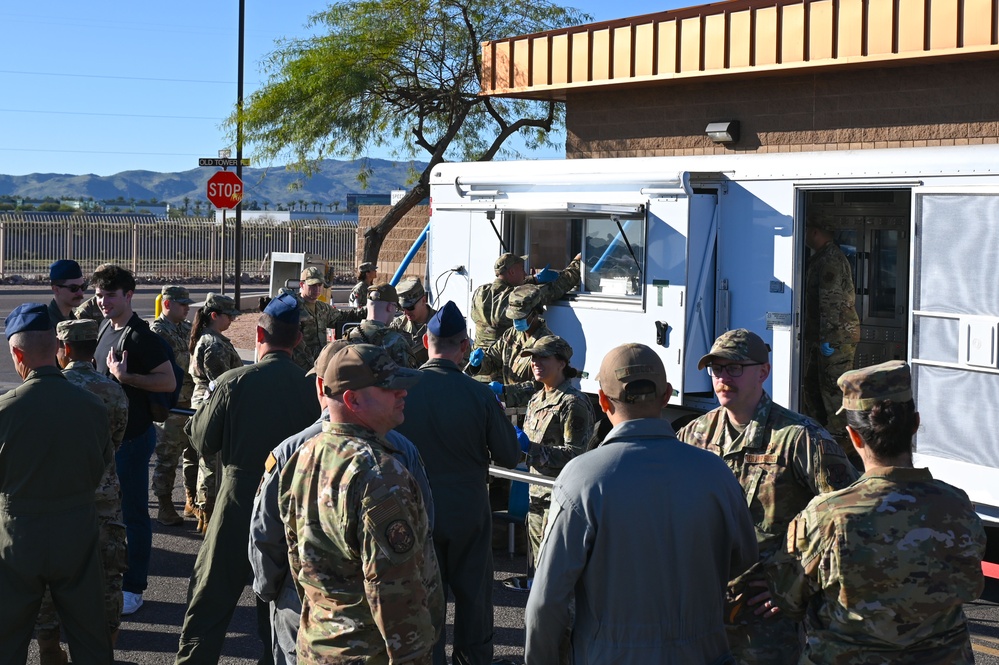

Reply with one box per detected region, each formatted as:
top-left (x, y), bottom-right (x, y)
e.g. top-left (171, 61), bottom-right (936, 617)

top-left (38, 202), bottom-right (61, 212)
top-left (237, 0), bottom-right (587, 263)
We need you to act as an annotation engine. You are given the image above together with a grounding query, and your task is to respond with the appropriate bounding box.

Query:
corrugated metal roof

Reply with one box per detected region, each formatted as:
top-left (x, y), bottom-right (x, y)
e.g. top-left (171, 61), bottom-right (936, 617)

top-left (481, 0), bottom-right (999, 99)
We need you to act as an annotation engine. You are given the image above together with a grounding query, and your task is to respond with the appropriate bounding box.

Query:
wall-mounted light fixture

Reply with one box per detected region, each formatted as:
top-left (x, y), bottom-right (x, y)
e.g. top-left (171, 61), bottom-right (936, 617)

top-left (705, 120), bottom-right (740, 144)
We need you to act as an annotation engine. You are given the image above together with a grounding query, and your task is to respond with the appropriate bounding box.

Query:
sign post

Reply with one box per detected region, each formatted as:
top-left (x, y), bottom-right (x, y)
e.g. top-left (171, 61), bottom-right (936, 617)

top-left (206, 169), bottom-right (244, 295)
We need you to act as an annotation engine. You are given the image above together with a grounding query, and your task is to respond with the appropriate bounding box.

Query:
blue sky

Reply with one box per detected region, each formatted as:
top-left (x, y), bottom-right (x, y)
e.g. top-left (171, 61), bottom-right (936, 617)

top-left (0, 1), bottom-right (686, 177)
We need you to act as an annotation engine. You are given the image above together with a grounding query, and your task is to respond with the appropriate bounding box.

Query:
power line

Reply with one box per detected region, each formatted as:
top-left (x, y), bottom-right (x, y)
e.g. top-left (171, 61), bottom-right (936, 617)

top-left (0, 108), bottom-right (224, 121)
top-left (0, 69), bottom-right (253, 85)
top-left (0, 148), bottom-right (207, 157)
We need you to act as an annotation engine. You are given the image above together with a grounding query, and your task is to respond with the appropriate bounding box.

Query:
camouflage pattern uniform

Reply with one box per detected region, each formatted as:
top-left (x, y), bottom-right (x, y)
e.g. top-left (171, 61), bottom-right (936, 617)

top-left (345, 319), bottom-right (417, 368)
top-left (279, 421), bottom-right (445, 664)
top-left (73, 295), bottom-right (105, 323)
top-left (470, 256), bottom-right (580, 350)
top-left (768, 466), bottom-right (985, 664)
top-left (389, 306), bottom-right (436, 368)
top-left (470, 320), bottom-right (553, 407)
top-left (37, 359), bottom-right (129, 637)
top-left (803, 240), bottom-right (860, 448)
top-left (677, 392), bottom-right (859, 664)
top-left (523, 379), bottom-right (594, 565)
top-left (189, 329), bottom-right (243, 511)
top-left (150, 314), bottom-right (196, 501)
top-left (292, 295), bottom-right (364, 371)
top-left (348, 280), bottom-right (368, 308)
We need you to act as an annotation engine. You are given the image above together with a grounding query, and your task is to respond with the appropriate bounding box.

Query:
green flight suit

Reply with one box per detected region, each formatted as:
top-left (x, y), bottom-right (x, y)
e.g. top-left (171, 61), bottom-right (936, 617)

top-left (175, 351), bottom-right (320, 664)
top-left (0, 367), bottom-right (113, 663)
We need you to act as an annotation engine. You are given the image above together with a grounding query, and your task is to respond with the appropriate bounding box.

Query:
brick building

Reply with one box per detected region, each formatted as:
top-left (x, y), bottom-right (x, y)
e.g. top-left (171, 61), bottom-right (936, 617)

top-left (480, 0), bottom-right (999, 157)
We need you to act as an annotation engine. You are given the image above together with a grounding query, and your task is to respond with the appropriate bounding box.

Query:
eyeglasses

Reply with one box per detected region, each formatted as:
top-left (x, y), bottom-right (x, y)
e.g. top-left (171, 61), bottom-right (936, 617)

top-left (706, 363), bottom-right (763, 378)
top-left (55, 283), bottom-right (88, 293)
top-left (402, 303), bottom-right (417, 312)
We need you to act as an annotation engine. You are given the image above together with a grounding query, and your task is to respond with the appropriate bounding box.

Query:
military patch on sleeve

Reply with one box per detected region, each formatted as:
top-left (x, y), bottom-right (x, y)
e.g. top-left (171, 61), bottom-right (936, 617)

top-left (819, 438), bottom-right (845, 457)
top-left (264, 453), bottom-right (277, 474)
top-left (384, 519), bottom-right (416, 554)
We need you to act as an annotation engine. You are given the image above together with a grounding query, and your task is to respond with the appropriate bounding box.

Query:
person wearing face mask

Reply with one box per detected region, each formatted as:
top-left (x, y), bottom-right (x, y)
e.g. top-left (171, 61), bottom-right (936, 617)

top-left (470, 253), bottom-right (581, 351)
top-left (466, 284), bottom-right (552, 407)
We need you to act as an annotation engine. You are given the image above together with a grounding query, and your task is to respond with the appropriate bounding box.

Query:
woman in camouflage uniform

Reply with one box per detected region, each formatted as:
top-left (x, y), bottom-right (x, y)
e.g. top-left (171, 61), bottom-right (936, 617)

top-left (768, 361), bottom-right (986, 664)
top-left (519, 336), bottom-right (594, 572)
top-left (187, 293), bottom-right (242, 533)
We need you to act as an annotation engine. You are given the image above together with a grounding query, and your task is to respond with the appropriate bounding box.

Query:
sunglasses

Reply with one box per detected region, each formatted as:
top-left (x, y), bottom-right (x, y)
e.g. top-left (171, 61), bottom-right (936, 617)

top-left (402, 303), bottom-right (418, 312)
top-left (55, 283), bottom-right (88, 294)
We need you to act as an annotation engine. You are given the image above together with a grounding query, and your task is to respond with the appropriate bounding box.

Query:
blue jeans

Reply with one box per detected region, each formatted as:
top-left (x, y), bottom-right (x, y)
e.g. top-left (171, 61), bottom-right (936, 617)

top-left (116, 425), bottom-right (156, 594)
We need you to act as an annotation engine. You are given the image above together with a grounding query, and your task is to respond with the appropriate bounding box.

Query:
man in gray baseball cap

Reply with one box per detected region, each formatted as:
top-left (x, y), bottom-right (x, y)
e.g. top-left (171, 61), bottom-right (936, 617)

top-left (676, 329), bottom-right (858, 664)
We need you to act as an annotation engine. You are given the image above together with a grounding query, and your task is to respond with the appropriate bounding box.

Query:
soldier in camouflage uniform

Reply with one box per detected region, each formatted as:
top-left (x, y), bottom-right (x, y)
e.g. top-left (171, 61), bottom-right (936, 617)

top-left (345, 282), bottom-right (417, 368)
top-left (803, 215), bottom-right (861, 457)
top-left (187, 293), bottom-right (243, 532)
top-left (467, 284), bottom-right (552, 407)
top-left (677, 328), bottom-right (858, 665)
top-left (348, 261), bottom-right (377, 308)
top-left (279, 343), bottom-right (444, 664)
top-left (470, 252), bottom-right (580, 350)
top-left (150, 285), bottom-right (196, 526)
top-left (520, 336), bottom-right (595, 569)
top-left (35, 319), bottom-right (128, 663)
top-left (768, 361), bottom-right (986, 664)
top-left (292, 266), bottom-right (365, 371)
top-left (390, 276), bottom-right (436, 367)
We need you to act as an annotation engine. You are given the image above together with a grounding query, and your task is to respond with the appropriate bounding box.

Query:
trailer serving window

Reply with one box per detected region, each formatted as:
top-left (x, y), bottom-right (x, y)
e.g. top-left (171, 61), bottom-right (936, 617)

top-left (509, 212), bottom-right (646, 299)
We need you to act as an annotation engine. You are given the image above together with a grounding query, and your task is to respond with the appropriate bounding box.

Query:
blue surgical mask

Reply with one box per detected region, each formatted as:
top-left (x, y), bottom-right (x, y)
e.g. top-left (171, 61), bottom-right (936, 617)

top-left (513, 318), bottom-right (530, 332)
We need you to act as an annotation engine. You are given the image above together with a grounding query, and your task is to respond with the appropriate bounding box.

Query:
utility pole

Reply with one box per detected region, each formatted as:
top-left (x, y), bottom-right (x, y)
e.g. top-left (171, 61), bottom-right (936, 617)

top-left (234, 0), bottom-right (245, 309)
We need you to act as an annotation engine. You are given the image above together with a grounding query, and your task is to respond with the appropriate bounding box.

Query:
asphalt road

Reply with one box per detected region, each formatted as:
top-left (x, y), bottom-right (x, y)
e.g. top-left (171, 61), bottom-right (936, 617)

top-left (4, 284), bottom-right (999, 663)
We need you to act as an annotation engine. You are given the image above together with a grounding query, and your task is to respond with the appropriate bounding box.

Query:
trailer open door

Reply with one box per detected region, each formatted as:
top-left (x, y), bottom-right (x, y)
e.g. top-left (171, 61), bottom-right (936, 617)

top-left (910, 186), bottom-right (999, 520)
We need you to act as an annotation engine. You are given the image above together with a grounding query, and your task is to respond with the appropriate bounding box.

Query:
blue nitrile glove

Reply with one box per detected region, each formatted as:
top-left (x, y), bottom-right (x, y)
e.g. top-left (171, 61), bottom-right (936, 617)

top-left (488, 381), bottom-right (504, 397)
top-left (469, 348), bottom-right (484, 367)
top-left (820, 342), bottom-right (835, 357)
top-left (535, 264), bottom-right (558, 284)
top-left (515, 426), bottom-right (531, 453)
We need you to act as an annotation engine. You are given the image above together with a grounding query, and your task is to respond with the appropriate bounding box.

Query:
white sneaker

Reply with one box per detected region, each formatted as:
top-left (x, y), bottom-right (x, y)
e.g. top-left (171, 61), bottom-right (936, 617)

top-left (122, 591), bottom-right (143, 615)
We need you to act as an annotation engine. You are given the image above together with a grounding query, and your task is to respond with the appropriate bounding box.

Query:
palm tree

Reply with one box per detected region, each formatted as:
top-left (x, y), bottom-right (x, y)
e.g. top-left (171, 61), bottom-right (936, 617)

top-left (262, 201), bottom-right (269, 211)
top-left (183, 197), bottom-right (191, 215)
top-left (193, 200), bottom-right (203, 217)
top-left (333, 200), bottom-right (341, 212)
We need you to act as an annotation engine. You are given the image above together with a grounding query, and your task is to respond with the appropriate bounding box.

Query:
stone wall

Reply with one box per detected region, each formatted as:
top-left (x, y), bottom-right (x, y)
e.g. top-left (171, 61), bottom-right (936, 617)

top-left (566, 59), bottom-right (999, 158)
top-left (355, 205), bottom-right (430, 282)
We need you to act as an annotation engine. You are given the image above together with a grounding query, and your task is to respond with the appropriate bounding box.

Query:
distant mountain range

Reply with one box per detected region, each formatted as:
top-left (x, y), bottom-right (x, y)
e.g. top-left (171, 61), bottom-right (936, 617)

top-left (0, 158), bottom-right (428, 206)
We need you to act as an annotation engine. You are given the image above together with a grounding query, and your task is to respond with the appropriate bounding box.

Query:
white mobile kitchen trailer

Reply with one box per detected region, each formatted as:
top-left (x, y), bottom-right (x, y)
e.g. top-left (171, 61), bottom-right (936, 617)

top-left (426, 144), bottom-right (999, 521)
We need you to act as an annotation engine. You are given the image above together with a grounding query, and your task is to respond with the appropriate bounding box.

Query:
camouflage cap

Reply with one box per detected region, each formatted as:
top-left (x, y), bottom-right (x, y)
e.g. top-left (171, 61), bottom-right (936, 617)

top-left (505, 284), bottom-right (542, 320)
top-left (597, 343), bottom-right (668, 403)
top-left (161, 285), bottom-right (194, 304)
top-left (204, 292), bottom-right (240, 317)
top-left (396, 277), bottom-right (426, 308)
top-left (520, 335), bottom-right (573, 361)
top-left (494, 253), bottom-right (527, 275)
top-left (367, 282), bottom-right (398, 304)
top-left (56, 318), bottom-right (99, 342)
top-left (837, 360), bottom-right (912, 414)
top-left (307, 339), bottom-right (350, 377)
top-left (300, 266), bottom-right (326, 286)
top-left (359, 261), bottom-right (377, 273)
top-left (322, 343), bottom-right (421, 396)
top-left (697, 328), bottom-right (771, 370)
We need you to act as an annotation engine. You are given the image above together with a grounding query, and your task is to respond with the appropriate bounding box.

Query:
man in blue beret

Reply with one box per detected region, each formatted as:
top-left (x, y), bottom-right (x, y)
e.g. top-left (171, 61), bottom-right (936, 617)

top-left (0, 304), bottom-right (115, 662)
top-left (177, 290), bottom-right (321, 664)
top-left (396, 301), bottom-right (521, 665)
top-left (48, 258), bottom-right (87, 324)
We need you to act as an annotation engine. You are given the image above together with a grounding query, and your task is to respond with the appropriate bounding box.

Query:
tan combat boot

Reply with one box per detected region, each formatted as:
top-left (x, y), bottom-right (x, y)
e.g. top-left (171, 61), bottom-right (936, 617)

top-left (156, 495), bottom-right (184, 526)
top-left (182, 489), bottom-right (197, 517)
top-left (197, 504), bottom-right (212, 535)
top-left (37, 631), bottom-right (68, 665)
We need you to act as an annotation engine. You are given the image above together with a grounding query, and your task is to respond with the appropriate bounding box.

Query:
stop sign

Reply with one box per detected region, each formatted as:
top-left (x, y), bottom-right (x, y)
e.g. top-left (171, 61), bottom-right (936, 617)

top-left (206, 171), bottom-right (244, 209)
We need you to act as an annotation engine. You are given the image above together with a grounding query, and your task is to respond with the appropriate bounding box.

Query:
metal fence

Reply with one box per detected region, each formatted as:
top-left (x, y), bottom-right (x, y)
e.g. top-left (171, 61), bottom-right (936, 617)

top-left (0, 214), bottom-right (359, 281)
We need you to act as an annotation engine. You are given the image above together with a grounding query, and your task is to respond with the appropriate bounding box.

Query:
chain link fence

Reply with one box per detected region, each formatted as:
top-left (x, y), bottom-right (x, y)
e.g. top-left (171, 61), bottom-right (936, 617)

top-left (0, 214), bottom-right (359, 283)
